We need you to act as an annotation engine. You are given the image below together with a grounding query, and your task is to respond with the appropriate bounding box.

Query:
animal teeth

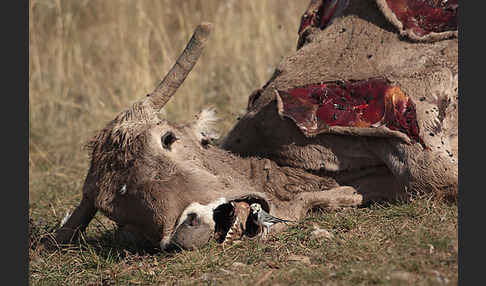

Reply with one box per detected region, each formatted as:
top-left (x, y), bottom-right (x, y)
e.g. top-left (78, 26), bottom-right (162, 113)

top-left (222, 201), bottom-right (251, 246)
top-left (223, 216), bottom-right (240, 246)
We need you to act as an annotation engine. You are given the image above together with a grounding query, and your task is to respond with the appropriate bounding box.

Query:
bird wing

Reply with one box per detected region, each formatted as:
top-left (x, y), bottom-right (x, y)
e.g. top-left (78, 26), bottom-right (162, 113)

top-left (262, 211), bottom-right (293, 224)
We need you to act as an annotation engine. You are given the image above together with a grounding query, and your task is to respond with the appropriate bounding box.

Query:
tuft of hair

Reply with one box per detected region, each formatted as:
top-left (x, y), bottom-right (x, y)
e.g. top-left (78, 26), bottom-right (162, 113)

top-left (193, 107), bottom-right (220, 142)
top-left (60, 210), bottom-right (72, 227)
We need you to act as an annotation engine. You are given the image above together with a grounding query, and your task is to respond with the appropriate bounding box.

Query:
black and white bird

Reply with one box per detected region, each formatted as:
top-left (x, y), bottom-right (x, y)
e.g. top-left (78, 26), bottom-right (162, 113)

top-left (250, 203), bottom-right (294, 238)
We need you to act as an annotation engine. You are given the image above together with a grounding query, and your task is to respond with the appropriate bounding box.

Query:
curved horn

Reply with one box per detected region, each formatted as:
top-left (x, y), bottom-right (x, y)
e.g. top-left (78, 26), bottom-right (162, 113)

top-left (147, 22), bottom-right (213, 111)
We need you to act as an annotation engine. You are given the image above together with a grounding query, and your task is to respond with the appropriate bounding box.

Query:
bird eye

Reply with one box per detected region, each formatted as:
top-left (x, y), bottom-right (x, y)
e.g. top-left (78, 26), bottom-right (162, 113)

top-left (161, 131), bottom-right (177, 150)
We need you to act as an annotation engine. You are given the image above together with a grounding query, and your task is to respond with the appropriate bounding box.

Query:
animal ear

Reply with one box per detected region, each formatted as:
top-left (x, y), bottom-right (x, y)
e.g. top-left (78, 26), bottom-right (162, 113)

top-left (193, 108), bottom-right (220, 145)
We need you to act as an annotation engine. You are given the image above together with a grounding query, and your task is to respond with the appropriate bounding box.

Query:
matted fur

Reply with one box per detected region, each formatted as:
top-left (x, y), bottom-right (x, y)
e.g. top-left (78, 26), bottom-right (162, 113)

top-left (85, 100), bottom-right (171, 214)
top-left (192, 107), bottom-right (220, 142)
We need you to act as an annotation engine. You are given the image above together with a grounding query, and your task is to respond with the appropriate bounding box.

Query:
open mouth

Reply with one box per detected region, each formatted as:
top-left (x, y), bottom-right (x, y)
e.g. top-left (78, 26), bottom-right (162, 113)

top-left (213, 196), bottom-right (269, 245)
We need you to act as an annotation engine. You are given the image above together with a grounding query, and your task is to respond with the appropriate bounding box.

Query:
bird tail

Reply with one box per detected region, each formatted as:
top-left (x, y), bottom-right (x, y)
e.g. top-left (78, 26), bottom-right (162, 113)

top-left (272, 217), bottom-right (296, 224)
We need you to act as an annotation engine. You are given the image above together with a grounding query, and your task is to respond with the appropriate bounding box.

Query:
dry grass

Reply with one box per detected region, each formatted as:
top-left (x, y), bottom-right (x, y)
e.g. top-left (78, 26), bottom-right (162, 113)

top-left (30, 197), bottom-right (458, 285)
top-left (29, 0), bottom-right (458, 285)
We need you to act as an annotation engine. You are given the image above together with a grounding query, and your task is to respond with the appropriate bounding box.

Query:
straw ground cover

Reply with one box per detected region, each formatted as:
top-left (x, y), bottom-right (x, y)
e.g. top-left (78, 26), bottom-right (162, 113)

top-left (29, 1), bottom-right (458, 285)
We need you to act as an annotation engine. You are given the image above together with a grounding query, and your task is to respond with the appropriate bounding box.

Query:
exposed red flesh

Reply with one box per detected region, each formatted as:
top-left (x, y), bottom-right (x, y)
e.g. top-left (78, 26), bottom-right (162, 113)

top-left (222, 202), bottom-right (250, 246)
top-left (278, 78), bottom-right (426, 148)
top-left (298, 0), bottom-right (349, 36)
top-left (385, 0), bottom-right (458, 36)
top-left (298, 9), bottom-right (317, 36)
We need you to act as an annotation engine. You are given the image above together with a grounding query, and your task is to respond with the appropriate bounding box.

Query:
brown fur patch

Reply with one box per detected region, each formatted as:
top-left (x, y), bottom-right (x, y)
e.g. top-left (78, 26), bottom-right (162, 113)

top-left (85, 100), bottom-right (169, 213)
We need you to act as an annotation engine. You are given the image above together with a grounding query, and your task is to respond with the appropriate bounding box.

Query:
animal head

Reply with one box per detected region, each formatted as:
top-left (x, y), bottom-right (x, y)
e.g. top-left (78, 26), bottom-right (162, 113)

top-left (54, 23), bottom-right (290, 251)
top-left (250, 203), bottom-right (262, 214)
top-left (53, 23), bottom-right (239, 250)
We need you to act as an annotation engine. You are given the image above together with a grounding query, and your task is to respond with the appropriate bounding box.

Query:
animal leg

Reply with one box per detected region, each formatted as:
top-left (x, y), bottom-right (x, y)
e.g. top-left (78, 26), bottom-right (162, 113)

top-left (262, 226), bottom-right (270, 241)
top-left (266, 186), bottom-right (361, 234)
top-left (255, 224), bottom-right (264, 242)
top-left (291, 186), bottom-right (362, 220)
top-left (51, 193), bottom-right (97, 247)
top-left (299, 186), bottom-right (362, 210)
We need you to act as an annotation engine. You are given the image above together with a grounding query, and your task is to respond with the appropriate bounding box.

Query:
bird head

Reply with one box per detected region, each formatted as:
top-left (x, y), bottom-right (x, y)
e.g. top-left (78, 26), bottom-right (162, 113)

top-left (250, 203), bottom-right (262, 214)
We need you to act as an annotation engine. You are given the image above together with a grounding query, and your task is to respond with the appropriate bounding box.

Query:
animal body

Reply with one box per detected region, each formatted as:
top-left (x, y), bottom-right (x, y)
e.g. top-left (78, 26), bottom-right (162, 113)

top-left (48, 0), bottom-right (457, 251)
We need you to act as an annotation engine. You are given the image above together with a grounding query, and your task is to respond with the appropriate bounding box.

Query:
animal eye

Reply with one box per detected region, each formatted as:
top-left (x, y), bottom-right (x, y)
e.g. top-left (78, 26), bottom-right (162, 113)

top-left (161, 131), bottom-right (177, 150)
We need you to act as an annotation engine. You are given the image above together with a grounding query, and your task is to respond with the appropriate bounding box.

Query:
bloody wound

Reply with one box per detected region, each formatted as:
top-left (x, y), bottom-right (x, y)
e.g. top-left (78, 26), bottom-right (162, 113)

top-left (385, 0), bottom-right (458, 37)
top-left (278, 78), bottom-right (426, 148)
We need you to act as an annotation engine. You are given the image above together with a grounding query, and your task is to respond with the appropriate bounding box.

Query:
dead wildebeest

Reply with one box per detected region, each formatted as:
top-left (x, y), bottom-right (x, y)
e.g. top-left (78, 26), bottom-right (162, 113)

top-left (50, 0), bottom-right (458, 251)
top-left (223, 0), bottom-right (458, 203)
